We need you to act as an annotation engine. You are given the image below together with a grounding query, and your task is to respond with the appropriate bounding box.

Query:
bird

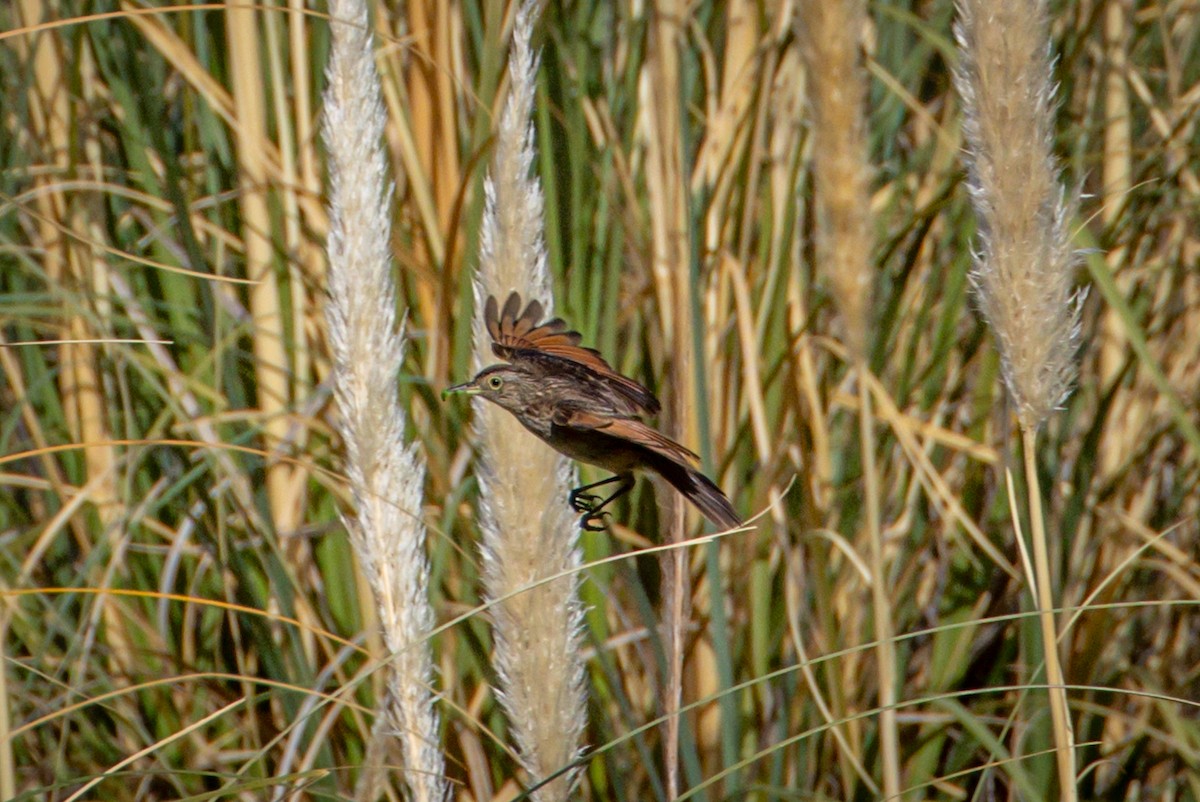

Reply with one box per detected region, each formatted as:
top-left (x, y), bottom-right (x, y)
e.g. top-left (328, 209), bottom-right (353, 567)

top-left (444, 291), bottom-right (742, 532)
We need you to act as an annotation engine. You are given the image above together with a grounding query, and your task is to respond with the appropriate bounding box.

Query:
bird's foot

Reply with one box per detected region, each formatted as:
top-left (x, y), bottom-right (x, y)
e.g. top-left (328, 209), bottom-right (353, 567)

top-left (569, 489), bottom-right (601, 513)
top-left (579, 511), bottom-right (610, 531)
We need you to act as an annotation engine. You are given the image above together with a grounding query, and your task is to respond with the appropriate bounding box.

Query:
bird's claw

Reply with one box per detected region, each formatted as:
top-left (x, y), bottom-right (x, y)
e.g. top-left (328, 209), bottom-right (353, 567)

top-left (579, 511), bottom-right (610, 531)
top-left (569, 491), bottom-right (601, 513)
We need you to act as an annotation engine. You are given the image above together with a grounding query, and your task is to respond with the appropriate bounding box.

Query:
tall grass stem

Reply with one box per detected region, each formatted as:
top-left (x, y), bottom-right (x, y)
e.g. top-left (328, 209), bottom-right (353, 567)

top-left (1023, 426), bottom-right (1077, 799)
top-left (226, 0), bottom-right (294, 536)
top-left (858, 371), bottom-right (901, 798)
top-left (643, 3), bottom-right (693, 794)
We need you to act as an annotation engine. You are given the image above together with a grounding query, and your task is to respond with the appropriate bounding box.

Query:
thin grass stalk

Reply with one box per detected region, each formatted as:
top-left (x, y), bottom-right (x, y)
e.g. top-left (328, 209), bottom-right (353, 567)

top-left (666, 503), bottom-right (687, 799)
top-left (472, 4), bottom-right (586, 799)
top-left (0, 613), bottom-right (13, 801)
top-left (1098, 1), bottom-right (1131, 479)
top-left (856, 372), bottom-right (900, 799)
top-left (18, 2), bottom-right (135, 685)
top-left (14, 0), bottom-right (90, 551)
top-left (954, 0), bottom-right (1083, 798)
top-left (263, 0), bottom-right (321, 665)
top-left (76, 52), bottom-right (132, 673)
top-left (1023, 427), bottom-right (1076, 798)
top-left (404, 0), bottom-right (459, 382)
top-left (696, 6), bottom-right (763, 781)
top-left (795, 0), bottom-right (899, 795)
top-left (323, 0), bottom-right (446, 798)
top-left (642, 2), bottom-right (693, 793)
top-left (263, 1), bottom-right (312, 402)
top-left (404, 0), bottom-right (437, 364)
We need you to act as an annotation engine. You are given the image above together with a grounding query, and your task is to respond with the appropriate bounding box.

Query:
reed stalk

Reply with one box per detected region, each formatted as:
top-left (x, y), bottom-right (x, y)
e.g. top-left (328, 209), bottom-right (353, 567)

top-left (642, 2), bottom-right (694, 794)
top-left (226, 0), bottom-right (295, 537)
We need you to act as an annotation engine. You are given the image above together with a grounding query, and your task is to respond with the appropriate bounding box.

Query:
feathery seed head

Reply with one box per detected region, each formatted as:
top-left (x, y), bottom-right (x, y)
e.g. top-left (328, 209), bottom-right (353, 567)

top-left (954, 0), bottom-right (1084, 429)
top-left (468, 2), bottom-right (588, 798)
top-left (323, 0), bottom-right (446, 797)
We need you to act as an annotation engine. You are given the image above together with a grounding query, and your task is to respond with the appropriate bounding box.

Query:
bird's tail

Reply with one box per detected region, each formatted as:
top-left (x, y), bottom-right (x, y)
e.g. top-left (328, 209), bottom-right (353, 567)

top-left (650, 455), bottom-right (743, 531)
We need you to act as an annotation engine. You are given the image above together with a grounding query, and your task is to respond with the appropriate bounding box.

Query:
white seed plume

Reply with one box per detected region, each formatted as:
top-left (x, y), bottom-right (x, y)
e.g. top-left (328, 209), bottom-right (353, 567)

top-left (954, 0), bottom-right (1084, 429)
top-left (471, 2), bottom-right (587, 799)
top-left (323, 0), bottom-right (445, 798)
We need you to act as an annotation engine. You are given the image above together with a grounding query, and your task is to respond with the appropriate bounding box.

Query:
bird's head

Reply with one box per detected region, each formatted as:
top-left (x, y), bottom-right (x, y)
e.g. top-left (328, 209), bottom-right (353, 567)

top-left (443, 364), bottom-right (543, 416)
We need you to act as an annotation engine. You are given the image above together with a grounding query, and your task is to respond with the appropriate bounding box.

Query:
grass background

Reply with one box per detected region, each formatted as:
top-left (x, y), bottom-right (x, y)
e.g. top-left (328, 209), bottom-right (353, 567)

top-left (2, 0), bottom-right (1198, 799)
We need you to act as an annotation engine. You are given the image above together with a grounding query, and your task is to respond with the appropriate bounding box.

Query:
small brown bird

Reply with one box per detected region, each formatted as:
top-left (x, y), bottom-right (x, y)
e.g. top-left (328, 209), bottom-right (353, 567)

top-left (445, 292), bottom-right (742, 531)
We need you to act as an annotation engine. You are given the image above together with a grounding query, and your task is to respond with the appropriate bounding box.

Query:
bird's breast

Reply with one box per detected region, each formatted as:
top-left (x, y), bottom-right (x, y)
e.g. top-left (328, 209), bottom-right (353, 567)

top-left (543, 422), bottom-right (644, 474)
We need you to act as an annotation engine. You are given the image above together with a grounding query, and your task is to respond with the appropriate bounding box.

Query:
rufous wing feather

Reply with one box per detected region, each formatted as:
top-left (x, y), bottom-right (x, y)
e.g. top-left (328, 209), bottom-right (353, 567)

top-left (485, 291), bottom-right (661, 415)
top-left (556, 409), bottom-right (698, 466)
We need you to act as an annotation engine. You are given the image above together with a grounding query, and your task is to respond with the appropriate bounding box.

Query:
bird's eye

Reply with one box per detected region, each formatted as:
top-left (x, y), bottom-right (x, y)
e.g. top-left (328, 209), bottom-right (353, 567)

top-left (487, 375), bottom-right (503, 390)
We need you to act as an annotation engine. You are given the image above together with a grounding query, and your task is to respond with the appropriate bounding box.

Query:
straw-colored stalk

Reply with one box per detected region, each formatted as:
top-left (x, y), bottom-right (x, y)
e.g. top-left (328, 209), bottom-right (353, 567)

top-left (472, 4), bottom-right (586, 799)
top-left (14, 0), bottom-right (110, 551)
top-left (955, 1), bottom-right (1083, 799)
top-left (404, 0), bottom-right (460, 382)
top-left (17, 0), bottom-right (137, 696)
top-left (225, 0), bottom-right (296, 537)
top-left (796, 1), bottom-right (899, 798)
top-left (1099, 2), bottom-right (1131, 478)
top-left (691, 6), bottom-right (763, 781)
top-left (323, 0), bottom-right (445, 799)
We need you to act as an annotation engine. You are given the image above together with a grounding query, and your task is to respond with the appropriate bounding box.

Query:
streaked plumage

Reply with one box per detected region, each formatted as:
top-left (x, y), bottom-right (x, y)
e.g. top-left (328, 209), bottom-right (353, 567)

top-left (447, 292), bottom-right (742, 531)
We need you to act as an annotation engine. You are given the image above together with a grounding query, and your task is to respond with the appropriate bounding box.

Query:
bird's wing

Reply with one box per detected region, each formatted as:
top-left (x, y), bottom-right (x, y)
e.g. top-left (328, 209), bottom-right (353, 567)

top-left (485, 291), bottom-right (661, 415)
top-left (554, 408), bottom-right (699, 466)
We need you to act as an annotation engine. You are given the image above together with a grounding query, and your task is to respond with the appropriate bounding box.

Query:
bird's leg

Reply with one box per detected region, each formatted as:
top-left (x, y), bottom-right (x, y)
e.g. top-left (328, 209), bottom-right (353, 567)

top-left (578, 473), bottom-right (636, 531)
top-left (569, 474), bottom-right (627, 513)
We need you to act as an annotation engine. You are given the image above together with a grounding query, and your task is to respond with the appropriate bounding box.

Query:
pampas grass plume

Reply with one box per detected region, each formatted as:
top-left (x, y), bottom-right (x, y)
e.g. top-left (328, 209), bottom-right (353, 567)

top-left (955, 2), bottom-right (1084, 797)
top-left (955, 0), bottom-right (1083, 430)
top-left (471, 3), bottom-right (587, 799)
top-left (323, 0), bottom-right (445, 798)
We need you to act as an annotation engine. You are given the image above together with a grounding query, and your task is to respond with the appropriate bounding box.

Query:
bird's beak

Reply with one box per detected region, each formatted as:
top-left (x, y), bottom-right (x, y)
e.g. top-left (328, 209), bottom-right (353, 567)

top-left (442, 380), bottom-right (480, 400)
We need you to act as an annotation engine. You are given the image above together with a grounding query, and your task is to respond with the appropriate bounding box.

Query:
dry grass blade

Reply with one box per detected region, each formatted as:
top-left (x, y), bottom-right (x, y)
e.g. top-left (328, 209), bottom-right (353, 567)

top-left (226, 0), bottom-right (296, 536)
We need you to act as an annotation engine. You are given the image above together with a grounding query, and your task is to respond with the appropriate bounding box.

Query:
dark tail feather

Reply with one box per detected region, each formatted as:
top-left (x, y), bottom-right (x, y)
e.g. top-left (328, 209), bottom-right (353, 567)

top-left (651, 456), bottom-right (743, 530)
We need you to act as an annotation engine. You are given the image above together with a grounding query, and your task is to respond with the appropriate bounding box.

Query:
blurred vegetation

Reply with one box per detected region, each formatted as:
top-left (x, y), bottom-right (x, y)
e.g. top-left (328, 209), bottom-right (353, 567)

top-left (1, 0), bottom-right (1198, 799)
